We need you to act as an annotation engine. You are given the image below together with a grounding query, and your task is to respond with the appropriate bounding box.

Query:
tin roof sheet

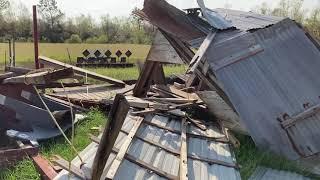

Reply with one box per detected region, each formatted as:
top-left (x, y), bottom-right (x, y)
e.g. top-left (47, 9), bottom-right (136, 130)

top-left (54, 112), bottom-right (240, 180)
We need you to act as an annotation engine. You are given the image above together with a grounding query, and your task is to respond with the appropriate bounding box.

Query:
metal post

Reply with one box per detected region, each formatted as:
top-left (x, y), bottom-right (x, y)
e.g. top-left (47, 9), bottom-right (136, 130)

top-left (8, 39), bottom-right (12, 67)
top-left (33, 5), bottom-right (39, 69)
top-left (12, 38), bottom-right (15, 67)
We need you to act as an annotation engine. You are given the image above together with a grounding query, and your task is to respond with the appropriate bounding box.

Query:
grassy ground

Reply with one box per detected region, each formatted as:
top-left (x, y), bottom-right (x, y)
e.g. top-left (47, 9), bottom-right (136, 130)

top-left (0, 43), bottom-right (319, 179)
top-left (0, 43), bottom-right (150, 67)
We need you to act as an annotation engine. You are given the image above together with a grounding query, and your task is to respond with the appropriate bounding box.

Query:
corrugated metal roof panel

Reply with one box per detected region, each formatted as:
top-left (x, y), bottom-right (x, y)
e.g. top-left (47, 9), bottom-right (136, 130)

top-left (54, 112), bottom-right (240, 180)
top-left (197, 0), bottom-right (233, 30)
top-left (213, 8), bottom-right (285, 31)
top-left (249, 167), bottom-right (311, 180)
top-left (204, 18), bottom-right (320, 160)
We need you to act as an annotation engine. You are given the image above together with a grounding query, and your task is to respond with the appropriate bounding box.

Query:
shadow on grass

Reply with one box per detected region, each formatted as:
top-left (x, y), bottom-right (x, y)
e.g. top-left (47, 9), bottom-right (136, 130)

top-left (235, 135), bottom-right (320, 179)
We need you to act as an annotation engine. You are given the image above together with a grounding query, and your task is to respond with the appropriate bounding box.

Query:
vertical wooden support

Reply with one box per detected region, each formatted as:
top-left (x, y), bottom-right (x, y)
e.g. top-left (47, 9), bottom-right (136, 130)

top-left (133, 61), bottom-right (165, 97)
top-left (180, 118), bottom-right (188, 180)
top-left (91, 94), bottom-right (130, 180)
top-left (106, 116), bottom-right (144, 179)
top-left (33, 5), bottom-right (39, 69)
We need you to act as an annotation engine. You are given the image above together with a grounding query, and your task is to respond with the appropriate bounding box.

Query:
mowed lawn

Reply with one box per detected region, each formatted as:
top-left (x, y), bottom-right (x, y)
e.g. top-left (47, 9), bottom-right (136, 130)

top-left (0, 43), bottom-right (150, 67)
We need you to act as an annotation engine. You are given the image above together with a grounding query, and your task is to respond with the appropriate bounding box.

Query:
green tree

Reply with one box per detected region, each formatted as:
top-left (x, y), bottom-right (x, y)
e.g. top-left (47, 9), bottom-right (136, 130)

top-left (38, 0), bottom-right (64, 42)
top-left (65, 34), bottom-right (82, 43)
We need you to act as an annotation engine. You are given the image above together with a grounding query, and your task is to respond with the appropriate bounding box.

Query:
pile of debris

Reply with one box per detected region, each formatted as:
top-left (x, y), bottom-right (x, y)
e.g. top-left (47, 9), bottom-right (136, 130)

top-left (2, 0), bottom-right (320, 179)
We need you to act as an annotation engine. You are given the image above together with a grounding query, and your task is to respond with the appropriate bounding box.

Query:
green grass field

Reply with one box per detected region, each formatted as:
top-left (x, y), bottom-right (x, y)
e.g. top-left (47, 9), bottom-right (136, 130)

top-left (0, 43), bottom-right (318, 179)
top-left (0, 43), bottom-right (150, 67)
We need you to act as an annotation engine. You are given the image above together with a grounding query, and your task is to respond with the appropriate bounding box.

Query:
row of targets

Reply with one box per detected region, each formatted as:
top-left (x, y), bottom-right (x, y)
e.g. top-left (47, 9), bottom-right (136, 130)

top-left (77, 49), bottom-right (133, 64)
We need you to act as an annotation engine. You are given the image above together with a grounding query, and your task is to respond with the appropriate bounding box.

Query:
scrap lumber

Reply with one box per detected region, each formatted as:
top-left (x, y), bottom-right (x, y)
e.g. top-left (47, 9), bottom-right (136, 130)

top-left (144, 97), bottom-right (197, 104)
top-left (91, 94), bottom-right (130, 180)
top-left (180, 118), bottom-right (188, 180)
top-left (3, 68), bottom-right (74, 85)
top-left (0, 72), bottom-right (15, 82)
top-left (5, 66), bottom-right (33, 75)
top-left (188, 31), bottom-right (216, 73)
top-left (32, 155), bottom-right (58, 180)
top-left (51, 155), bottom-right (85, 179)
top-left (38, 56), bottom-right (125, 87)
top-left (0, 144), bottom-right (39, 168)
top-left (133, 61), bottom-right (165, 97)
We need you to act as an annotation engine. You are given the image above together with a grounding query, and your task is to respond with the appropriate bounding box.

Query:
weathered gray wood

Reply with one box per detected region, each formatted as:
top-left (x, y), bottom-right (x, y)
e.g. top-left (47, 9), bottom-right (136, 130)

top-left (91, 94), bottom-right (129, 180)
top-left (282, 103), bottom-right (320, 129)
top-left (3, 68), bottom-right (74, 85)
top-left (38, 56), bottom-right (125, 87)
top-left (52, 156), bottom-right (85, 180)
top-left (188, 31), bottom-right (216, 73)
top-left (180, 118), bottom-right (188, 180)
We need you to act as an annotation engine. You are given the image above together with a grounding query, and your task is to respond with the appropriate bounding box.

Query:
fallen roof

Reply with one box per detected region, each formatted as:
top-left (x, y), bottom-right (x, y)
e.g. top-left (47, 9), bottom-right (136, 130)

top-left (54, 111), bottom-right (241, 180)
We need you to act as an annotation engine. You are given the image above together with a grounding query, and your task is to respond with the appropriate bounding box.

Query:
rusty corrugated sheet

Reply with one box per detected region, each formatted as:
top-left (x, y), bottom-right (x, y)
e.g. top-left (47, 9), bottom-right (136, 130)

top-left (203, 18), bottom-right (320, 160)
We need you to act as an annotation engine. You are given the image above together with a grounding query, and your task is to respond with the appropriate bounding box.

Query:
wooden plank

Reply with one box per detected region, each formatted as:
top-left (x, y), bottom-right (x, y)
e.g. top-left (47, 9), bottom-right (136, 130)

top-left (51, 155), bottom-right (85, 179)
top-left (282, 103), bottom-right (320, 129)
top-left (106, 116), bottom-right (144, 179)
top-left (91, 94), bottom-right (130, 180)
top-left (133, 61), bottom-right (159, 97)
top-left (38, 56), bottom-right (125, 87)
top-left (180, 118), bottom-right (188, 180)
top-left (188, 31), bottom-right (216, 73)
top-left (3, 68), bottom-right (74, 85)
top-left (31, 155), bottom-right (58, 180)
top-left (211, 45), bottom-right (264, 71)
top-left (144, 97), bottom-right (197, 104)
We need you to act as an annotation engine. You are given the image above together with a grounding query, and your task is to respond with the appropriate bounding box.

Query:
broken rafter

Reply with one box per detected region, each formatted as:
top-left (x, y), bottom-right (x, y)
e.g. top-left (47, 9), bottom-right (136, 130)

top-left (3, 68), bottom-right (74, 85)
top-left (180, 118), bottom-right (188, 180)
top-left (38, 56), bottom-right (125, 87)
top-left (91, 94), bottom-right (130, 180)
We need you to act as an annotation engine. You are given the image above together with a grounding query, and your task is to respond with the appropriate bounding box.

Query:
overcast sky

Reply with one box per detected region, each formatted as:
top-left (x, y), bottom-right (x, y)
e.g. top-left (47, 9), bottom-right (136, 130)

top-left (11, 0), bottom-right (320, 19)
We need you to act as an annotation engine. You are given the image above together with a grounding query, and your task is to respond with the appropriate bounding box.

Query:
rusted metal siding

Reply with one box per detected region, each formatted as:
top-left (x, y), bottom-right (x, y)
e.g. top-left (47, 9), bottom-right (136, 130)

top-left (205, 18), bottom-right (320, 160)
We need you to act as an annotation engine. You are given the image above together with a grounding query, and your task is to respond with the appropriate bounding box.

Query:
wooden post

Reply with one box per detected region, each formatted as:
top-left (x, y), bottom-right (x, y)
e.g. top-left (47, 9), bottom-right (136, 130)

top-left (33, 5), bottom-right (39, 69)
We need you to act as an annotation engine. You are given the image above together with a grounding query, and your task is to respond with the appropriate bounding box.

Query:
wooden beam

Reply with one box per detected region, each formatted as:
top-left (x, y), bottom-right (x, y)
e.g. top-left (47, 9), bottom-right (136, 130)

top-left (133, 61), bottom-right (160, 97)
top-left (38, 56), bottom-right (125, 87)
top-left (51, 155), bottom-right (85, 179)
top-left (106, 116), bottom-right (144, 179)
top-left (188, 31), bottom-right (216, 73)
top-left (3, 68), bottom-right (74, 85)
top-left (91, 94), bottom-right (130, 180)
top-left (180, 118), bottom-right (188, 180)
top-left (32, 155), bottom-right (58, 180)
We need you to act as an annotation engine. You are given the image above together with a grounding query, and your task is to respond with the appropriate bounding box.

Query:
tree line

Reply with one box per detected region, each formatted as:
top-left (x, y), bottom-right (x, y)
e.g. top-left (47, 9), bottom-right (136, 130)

top-left (0, 0), bottom-right (319, 44)
top-left (0, 0), bottom-right (154, 44)
top-left (254, 0), bottom-right (320, 39)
